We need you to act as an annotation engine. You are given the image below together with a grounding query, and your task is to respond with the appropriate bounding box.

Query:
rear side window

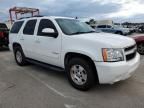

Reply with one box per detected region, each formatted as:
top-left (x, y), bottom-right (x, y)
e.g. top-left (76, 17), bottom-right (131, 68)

top-left (23, 20), bottom-right (37, 35)
top-left (10, 21), bottom-right (24, 33)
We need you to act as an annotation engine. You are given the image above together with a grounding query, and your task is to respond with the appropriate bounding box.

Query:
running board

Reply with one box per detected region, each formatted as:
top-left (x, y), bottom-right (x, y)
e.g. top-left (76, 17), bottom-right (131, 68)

top-left (26, 58), bottom-right (64, 72)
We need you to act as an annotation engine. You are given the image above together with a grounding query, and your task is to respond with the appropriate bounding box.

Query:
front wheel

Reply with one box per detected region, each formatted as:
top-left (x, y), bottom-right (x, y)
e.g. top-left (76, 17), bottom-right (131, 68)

top-left (137, 43), bottom-right (144, 55)
top-left (66, 58), bottom-right (95, 91)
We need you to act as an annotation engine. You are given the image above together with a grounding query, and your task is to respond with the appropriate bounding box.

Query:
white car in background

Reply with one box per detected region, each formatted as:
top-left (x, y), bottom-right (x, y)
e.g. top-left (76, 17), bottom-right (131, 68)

top-left (96, 24), bottom-right (130, 35)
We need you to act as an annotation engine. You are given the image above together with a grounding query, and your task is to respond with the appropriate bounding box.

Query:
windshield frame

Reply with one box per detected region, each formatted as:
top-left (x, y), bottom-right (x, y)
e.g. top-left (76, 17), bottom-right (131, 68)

top-left (55, 18), bottom-right (95, 36)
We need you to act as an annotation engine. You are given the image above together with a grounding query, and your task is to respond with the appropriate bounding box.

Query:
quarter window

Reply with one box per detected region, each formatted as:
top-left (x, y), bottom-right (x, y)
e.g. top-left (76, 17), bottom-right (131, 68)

top-left (23, 20), bottom-right (37, 35)
top-left (10, 21), bottom-right (24, 33)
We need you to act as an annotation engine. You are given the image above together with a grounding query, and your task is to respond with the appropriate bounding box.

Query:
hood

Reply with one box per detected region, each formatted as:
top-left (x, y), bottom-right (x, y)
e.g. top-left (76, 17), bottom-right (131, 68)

top-left (73, 32), bottom-right (135, 48)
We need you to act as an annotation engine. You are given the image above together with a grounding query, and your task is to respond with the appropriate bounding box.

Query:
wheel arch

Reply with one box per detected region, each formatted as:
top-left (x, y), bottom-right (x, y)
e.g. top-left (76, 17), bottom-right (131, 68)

top-left (64, 52), bottom-right (99, 83)
top-left (13, 42), bottom-right (22, 49)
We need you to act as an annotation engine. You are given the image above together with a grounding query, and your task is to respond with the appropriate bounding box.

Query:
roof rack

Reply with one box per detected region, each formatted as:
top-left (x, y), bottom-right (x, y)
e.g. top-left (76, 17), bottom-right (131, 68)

top-left (9, 7), bottom-right (40, 24)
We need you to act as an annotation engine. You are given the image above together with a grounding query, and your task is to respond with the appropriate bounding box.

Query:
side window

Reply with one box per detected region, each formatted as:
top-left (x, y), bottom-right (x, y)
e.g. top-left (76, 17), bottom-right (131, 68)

top-left (102, 25), bottom-right (106, 28)
top-left (97, 25), bottom-right (102, 28)
top-left (107, 25), bottom-right (112, 28)
top-left (37, 19), bottom-right (58, 37)
top-left (10, 21), bottom-right (24, 33)
top-left (97, 25), bottom-right (106, 28)
top-left (23, 20), bottom-right (37, 35)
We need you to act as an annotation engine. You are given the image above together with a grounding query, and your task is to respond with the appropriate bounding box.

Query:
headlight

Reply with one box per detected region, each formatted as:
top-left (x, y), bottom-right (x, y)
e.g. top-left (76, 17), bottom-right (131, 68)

top-left (102, 48), bottom-right (124, 62)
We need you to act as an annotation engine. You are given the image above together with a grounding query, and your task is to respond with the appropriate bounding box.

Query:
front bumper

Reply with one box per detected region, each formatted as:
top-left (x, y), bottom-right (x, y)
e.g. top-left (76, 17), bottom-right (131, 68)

top-left (95, 53), bottom-right (140, 84)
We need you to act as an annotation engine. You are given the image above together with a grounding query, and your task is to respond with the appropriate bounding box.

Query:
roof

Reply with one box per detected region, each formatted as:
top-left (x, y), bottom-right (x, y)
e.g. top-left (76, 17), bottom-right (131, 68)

top-left (17, 16), bottom-right (75, 21)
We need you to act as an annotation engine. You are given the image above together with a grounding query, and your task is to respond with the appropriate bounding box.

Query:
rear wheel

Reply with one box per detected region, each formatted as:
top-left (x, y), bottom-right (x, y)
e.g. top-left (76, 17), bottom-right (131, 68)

top-left (66, 58), bottom-right (95, 91)
top-left (14, 46), bottom-right (27, 66)
top-left (137, 43), bottom-right (144, 55)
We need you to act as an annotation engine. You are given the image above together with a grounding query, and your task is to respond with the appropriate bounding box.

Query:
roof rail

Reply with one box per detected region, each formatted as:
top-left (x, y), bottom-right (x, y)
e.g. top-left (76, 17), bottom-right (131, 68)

top-left (18, 15), bottom-right (43, 20)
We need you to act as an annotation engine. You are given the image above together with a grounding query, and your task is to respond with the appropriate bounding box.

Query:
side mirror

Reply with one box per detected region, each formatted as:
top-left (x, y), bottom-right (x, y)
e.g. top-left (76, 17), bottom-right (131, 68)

top-left (42, 28), bottom-right (55, 34)
top-left (41, 28), bottom-right (58, 38)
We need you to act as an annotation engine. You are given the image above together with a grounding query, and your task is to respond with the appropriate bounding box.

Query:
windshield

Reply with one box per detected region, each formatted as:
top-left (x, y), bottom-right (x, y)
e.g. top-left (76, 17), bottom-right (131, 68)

top-left (56, 19), bottom-right (95, 35)
top-left (0, 23), bottom-right (8, 29)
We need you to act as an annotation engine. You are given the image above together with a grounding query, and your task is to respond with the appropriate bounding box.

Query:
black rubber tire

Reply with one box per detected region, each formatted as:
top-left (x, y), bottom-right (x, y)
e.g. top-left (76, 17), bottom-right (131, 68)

top-left (137, 43), bottom-right (144, 55)
top-left (14, 46), bottom-right (27, 66)
top-left (66, 58), bottom-right (95, 91)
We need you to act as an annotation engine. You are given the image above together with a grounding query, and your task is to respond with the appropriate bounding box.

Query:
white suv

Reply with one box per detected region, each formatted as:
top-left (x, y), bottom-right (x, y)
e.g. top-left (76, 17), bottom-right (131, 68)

top-left (9, 16), bottom-right (140, 90)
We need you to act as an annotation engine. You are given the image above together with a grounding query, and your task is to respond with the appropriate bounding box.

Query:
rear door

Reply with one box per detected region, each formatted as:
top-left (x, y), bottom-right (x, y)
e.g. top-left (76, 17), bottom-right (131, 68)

top-left (97, 25), bottom-right (107, 32)
top-left (9, 21), bottom-right (24, 50)
top-left (22, 19), bottom-right (37, 59)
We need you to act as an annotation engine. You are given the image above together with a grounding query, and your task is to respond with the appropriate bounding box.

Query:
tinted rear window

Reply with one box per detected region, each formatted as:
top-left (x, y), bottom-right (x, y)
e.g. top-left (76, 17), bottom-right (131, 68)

top-left (23, 20), bottom-right (37, 35)
top-left (0, 23), bottom-right (8, 29)
top-left (10, 21), bottom-right (24, 33)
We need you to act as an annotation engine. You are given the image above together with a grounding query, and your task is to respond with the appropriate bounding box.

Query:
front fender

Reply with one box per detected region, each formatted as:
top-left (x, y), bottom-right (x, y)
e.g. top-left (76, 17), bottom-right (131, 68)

top-left (60, 49), bottom-right (102, 68)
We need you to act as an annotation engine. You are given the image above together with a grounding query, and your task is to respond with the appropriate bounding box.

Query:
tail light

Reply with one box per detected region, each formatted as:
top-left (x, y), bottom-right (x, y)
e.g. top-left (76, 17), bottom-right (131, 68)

top-left (0, 32), bottom-right (4, 38)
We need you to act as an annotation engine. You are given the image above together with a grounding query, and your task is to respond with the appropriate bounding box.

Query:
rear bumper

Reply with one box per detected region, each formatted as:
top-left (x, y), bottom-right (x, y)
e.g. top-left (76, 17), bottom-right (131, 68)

top-left (95, 53), bottom-right (140, 84)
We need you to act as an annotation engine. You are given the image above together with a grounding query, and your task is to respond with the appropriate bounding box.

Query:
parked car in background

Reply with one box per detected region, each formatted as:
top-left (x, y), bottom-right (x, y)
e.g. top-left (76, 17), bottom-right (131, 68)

top-left (9, 16), bottom-right (140, 90)
top-left (96, 25), bottom-right (130, 35)
top-left (132, 34), bottom-right (144, 55)
top-left (138, 26), bottom-right (144, 33)
top-left (0, 23), bottom-right (9, 47)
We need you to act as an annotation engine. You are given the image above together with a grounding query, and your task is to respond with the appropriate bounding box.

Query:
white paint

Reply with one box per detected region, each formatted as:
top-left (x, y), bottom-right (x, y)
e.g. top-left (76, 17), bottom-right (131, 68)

top-left (9, 17), bottom-right (139, 85)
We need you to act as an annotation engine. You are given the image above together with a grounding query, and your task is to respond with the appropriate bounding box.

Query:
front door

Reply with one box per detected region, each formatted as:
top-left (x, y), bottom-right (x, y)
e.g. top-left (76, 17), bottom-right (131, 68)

top-left (34, 19), bottom-right (61, 67)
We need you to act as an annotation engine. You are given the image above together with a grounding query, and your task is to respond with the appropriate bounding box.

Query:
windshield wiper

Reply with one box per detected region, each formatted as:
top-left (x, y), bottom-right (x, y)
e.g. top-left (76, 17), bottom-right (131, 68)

top-left (70, 31), bottom-right (87, 35)
top-left (86, 31), bottom-right (95, 33)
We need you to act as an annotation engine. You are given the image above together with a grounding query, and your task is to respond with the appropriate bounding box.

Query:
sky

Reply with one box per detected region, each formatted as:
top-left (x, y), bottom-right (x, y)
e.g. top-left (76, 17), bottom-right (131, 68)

top-left (0, 0), bottom-right (144, 23)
